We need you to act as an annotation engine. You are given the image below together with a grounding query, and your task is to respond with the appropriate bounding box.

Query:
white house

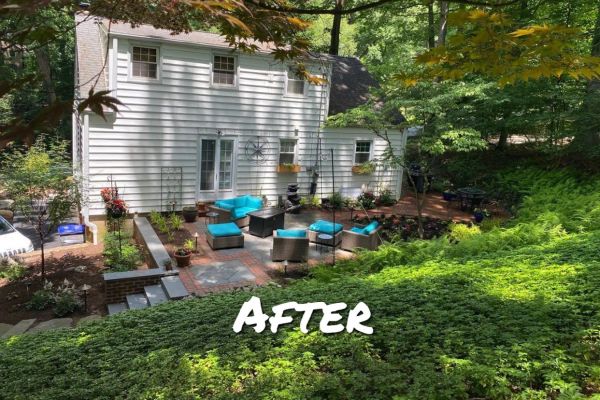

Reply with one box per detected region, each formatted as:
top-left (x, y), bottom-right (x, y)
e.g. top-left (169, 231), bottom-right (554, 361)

top-left (73, 13), bottom-right (406, 240)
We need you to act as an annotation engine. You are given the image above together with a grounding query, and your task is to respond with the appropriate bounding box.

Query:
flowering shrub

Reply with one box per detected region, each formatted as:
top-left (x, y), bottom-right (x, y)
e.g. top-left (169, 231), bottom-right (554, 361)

top-left (357, 192), bottom-right (376, 210)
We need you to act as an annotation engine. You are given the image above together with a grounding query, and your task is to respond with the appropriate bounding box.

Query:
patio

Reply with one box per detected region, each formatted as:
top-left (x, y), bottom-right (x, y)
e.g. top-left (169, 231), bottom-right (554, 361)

top-left (176, 192), bottom-right (475, 296)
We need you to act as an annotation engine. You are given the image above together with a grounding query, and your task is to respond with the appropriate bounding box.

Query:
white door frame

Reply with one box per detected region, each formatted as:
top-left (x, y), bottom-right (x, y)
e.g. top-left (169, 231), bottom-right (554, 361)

top-left (197, 135), bottom-right (237, 201)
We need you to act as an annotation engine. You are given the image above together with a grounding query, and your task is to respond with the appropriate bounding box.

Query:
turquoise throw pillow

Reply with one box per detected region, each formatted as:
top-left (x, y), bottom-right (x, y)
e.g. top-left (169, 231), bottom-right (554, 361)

top-left (363, 220), bottom-right (379, 234)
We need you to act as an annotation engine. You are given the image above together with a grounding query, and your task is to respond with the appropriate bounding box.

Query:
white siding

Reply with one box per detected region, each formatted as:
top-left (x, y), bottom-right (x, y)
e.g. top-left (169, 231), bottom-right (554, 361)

top-left (85, 38), bottom-right (404, 215)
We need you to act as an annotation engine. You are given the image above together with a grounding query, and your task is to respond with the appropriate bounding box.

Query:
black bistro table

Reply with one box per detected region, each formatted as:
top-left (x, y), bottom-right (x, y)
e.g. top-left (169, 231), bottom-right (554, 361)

top-left (248, 208), bottom-right (285, 238)
top-left (457, 187), bottom-right (486, 211)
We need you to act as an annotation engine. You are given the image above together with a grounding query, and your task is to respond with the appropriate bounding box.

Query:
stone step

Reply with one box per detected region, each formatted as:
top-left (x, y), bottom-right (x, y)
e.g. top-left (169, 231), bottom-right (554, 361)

top-left (161, 275), bottom-right (189, 300)
top-left (28, 318), bottom-right (73, 334)
top-left (144, 284), bottom-right (168, 306)
top-left (0, 323), bottom-right (13, 337)
top-left (1, 319), bottom-right (36, 338)
top-left (126, 293), bottom-right (149, 310)
top-left (107, 302), bottom-right (128, 315)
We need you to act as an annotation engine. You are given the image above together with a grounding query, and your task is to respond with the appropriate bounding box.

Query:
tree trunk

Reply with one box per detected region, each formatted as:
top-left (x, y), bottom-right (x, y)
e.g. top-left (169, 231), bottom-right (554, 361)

top-left (497, 129), bottom-right (509, 150)
top-left (39, 232), bottom-right (45, 281)
top-left (427, 1), bottom-right (435, 49)
top-left (329, 0), bottom-right (345, 55)
top-left (436, 1), bottom-right (449, 47)
top-left (572, 5), bottom-right (600, 149)
top-left (34, 47), bottom-right (56, 104)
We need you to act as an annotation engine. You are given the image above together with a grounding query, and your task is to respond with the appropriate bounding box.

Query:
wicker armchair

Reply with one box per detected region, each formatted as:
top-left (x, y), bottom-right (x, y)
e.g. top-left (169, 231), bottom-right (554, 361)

top-left (341, 224), bottom-right (382, 251)
top-left (272, 235), bottom-right (309, 262)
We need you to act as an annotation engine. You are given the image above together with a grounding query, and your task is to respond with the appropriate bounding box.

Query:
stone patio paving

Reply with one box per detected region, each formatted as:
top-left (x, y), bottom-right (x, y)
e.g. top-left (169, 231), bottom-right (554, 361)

top-left (176, 192), bottom-right (476, 296)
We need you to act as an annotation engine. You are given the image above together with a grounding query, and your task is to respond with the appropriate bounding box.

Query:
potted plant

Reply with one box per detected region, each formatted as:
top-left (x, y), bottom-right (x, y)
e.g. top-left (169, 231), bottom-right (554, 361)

top-left (182, 205), bottom-right (198, 223)
top-left (473, 208), bottom-right (489, 223)
top-left (352, 161), bottom-right (376, 175)
top-left (174, 247), bottom-right (192, 268)
top-left (442, 190), bottom-right (457, 201)
top-left (276, 163), bottom-right (301, 173)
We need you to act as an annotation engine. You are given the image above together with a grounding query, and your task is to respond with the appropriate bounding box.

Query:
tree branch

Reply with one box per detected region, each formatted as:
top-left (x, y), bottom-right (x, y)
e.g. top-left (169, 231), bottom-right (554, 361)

top-left (246, 0), bottom-right (522, 15)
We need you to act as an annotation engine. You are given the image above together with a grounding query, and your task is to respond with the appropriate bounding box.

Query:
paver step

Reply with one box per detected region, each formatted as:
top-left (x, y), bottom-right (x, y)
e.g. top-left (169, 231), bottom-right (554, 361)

top-left (0, 323), bottom-right (13, 337)
top-left (29, 318), bottom-right (73, 334)
top-left (161, 275), bottom-right (189, 300)
top-left (107, 302), bottom-right (128, 315)
top-left (126, 293), bottom-right (149, 310)
top-left (1, 319), bottom-right (36, 338)
top-left (144, 284), bottom-right (168, 306)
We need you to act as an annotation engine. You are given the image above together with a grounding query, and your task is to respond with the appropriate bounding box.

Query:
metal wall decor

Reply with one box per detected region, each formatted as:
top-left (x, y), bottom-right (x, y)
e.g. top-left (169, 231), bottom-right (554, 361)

top-left (244, 137), bottom-right (270, 165)
top-left (161, 167), bottom-right (183, 212)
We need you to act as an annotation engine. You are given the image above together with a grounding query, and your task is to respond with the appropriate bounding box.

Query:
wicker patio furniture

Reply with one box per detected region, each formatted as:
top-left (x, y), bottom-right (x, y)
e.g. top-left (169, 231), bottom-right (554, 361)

top-left (271, 229), bottom-right (309, 262)
top-left (206, 222), bottom-right (244, 250)
top-left (308, 220), bottom-right (343, 247)
top-left (341, 221), bottom-right (382, 251)
top-left (207, 195), bottom-right (263, 228)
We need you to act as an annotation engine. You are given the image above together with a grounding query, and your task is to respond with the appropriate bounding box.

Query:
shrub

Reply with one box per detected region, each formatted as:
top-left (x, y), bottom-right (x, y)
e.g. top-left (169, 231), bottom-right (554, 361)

top-left (53, 292), bottom-right (80, 317)
top-left (149, 210), bottom-right (164, 226)
top-left (168, 213), bottom-right (184, 231)
top-left (103, 232), bottom-right (141, 271)
top-left (357, 192), bottom-right (376, 210)
top-left (26, 287), bottom-right (54, 311)
top-left (0, 258), bottom-right (27, 281)
top-left (329, 192), bottom-right (344, 209)
top-left (376, 189), bottom-right (396, 206)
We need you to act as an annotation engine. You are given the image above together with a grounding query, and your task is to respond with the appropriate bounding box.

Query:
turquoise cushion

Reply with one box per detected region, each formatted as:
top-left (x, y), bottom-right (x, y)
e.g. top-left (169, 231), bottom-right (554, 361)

top-left (231, 206), bottom-right (255, 220)
top-left (245, 196), bottom-right (263, 209)
top-left (308, 220), bottom-right (343, 235)
top-left (233, 195), bottom-right (248, 207)
top-left (363, 220), bottom-right (379, 234)
top-left (350, 226), bottom-right (367, 235)
top-left (215, 199), bottom-right (235, 210)
top-left (277, 229), bottom-right (306, 238)
top-left (207, 222), bottom-right (242, 237)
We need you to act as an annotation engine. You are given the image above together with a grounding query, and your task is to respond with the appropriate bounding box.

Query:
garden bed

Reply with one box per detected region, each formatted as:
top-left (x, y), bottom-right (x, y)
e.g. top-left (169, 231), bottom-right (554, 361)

top-left (0, 247), bottom-right (106, 324)
top-left (352, 213), bottom-right (451, 241)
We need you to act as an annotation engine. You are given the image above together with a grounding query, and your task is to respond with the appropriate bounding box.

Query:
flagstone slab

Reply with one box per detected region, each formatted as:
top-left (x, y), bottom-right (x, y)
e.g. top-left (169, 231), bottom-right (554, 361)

top-left (190, 260), bottom-right (256, 287)
top-left (29, 318), bottom-right (73, 333)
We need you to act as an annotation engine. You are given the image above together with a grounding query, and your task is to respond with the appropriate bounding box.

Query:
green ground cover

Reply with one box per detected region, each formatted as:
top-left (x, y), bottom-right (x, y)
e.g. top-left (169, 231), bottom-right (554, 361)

top-left (1, 167), bottom-right (599, 399)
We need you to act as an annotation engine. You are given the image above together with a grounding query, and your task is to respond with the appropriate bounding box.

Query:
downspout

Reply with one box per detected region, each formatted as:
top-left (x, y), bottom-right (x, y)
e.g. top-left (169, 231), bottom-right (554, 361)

top-left (82, 113), bottom-right (98, 244)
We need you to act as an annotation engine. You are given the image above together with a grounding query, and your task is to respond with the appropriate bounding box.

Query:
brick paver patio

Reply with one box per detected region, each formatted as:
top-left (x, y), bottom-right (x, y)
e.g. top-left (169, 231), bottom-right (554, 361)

top-left (176, 192), bottom-right (477, 296)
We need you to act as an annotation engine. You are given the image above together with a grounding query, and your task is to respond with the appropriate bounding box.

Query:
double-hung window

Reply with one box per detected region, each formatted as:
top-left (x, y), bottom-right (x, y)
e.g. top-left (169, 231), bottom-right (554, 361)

top-left (286, 66), bottom-right (305, 95)
top-left (213, 55), bottom-right (236, 86)
top-left (131, 46), bottom-right (158, 79)
top-left (279, 139), bottom-right (296, 164)
top-left (354, 141), bottom-right (372, 164)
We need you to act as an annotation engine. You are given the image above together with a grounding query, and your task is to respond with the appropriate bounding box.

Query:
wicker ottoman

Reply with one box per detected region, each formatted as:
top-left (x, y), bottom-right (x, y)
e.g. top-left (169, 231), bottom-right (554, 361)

top-left (206, 222), bottom-right (244, 250)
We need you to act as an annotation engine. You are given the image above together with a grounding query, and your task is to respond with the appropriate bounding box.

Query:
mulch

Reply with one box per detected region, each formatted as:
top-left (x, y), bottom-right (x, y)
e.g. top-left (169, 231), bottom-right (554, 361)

top-left (0, 246), bottom-right (107, 325)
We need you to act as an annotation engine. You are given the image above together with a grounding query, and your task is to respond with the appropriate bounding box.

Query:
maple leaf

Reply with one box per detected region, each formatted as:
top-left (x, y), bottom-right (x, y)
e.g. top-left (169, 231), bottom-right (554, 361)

top-left (77, 89), bottom-right (124, 121)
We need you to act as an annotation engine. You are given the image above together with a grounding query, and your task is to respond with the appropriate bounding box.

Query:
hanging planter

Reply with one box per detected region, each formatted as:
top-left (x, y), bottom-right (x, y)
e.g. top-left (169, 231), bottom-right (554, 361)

top-left (106, 198), bottom-right (127, 219)
top-left (352, 161), bottom-right (376, 175)
top-left (277, 163), bottom-right (301, 173)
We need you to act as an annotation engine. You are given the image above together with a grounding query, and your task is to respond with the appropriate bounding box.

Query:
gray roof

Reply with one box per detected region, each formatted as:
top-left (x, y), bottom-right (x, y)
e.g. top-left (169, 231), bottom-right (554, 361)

top-left (325, 55), bottom-right (379, 116)
top-left (75, 14), bottom-right (379, 116)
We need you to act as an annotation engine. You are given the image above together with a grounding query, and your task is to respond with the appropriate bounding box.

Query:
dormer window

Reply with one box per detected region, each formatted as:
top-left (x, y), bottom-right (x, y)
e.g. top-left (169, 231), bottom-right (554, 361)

top-left (286, 66), bottom-right (305, 96)
top-left (213, 55), bottom-right (236, 86)
top-left (131, 46), bottom-right (158, 79)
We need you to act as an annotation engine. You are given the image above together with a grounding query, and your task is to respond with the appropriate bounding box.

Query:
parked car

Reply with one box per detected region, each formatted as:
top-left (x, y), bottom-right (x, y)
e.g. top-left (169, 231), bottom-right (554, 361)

top-left (0, 216), bottom-right (34, 257)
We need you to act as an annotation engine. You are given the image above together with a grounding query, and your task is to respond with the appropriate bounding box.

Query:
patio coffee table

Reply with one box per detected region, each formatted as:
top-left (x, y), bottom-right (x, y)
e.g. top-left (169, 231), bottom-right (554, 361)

top-left (457, 187), bottom-right (486, 211)
top-left (248, 208), bottom-right (285, 238)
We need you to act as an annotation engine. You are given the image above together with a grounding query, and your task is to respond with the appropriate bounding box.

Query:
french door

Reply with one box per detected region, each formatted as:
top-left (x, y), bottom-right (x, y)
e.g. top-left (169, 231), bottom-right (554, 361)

top-left (198, 137), bottom-right (235, 200)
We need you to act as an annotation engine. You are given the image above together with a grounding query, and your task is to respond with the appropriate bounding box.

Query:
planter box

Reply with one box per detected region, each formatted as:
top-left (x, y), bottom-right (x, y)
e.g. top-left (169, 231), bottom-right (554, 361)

top-left (277, 164), bottom-right (301, 173)
top-left (352, 165), bottom-right (373, 175)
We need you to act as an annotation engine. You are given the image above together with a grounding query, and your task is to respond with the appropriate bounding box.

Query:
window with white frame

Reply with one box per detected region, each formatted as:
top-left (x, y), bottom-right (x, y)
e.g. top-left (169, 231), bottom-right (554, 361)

top-left (286, 66), bottom-right (305, 95)
top-left (213, 55), bottom-right (236, 86)
top-left (279, 139), bottom-right (296, 164)
top-left (354, 140), bottom-right (372, 164)
top-left (131, 46), bottom-right (158, 79)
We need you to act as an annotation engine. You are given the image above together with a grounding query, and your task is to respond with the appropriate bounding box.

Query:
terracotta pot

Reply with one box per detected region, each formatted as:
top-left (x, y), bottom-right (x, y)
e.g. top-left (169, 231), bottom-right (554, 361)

top-left (174, 252), bottom-right (191, 268)
top-left (182, 207), bottom-right (197, 223)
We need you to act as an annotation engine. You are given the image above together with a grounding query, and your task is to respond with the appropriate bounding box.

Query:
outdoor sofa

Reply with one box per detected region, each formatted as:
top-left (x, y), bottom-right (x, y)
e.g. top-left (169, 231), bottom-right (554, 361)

top-left (207, 195), bottom-right (263, 227)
